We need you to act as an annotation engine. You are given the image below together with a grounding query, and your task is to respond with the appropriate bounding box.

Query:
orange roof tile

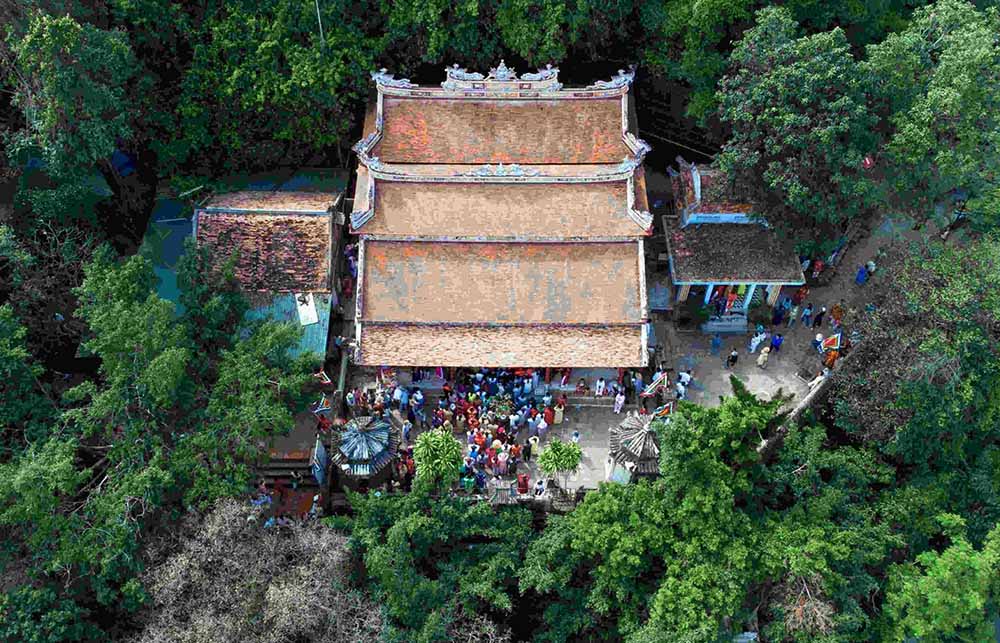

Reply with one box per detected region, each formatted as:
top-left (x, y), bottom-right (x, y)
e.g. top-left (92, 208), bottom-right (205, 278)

top-left (366, 180), bottom-right (635, 238)
top-left (358, 323), bottom-right (645, 367)
top-left (196, 212), bottom-right (331, 292)
top-left (361, 241), bottom-right (641, 324)
top-left (205, 191), bottom-right (336, 213)
top-left (668, 222), bottom-right (805, 284)
top-left (375, 97), bottom-right (629, 164)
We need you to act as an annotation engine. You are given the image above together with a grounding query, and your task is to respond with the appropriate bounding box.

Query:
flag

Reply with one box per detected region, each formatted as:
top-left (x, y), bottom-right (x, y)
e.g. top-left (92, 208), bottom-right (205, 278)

top-left (653, 402), bottom-right (674, 418)
top-left (311, 436), bottom-right (328, 486)
top-left (313, 394), bottom-right (331, 416)
top-left (822, 333), bottom-right (842, 352)
top-left (641, 371), bottom-right (670, 397)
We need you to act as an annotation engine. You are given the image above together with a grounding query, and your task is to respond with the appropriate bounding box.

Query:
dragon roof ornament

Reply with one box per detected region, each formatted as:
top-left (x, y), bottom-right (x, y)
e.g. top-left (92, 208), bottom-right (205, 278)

top-left (587, 68), bottom-right (636, 90)
top-left (441, 61), bottom-right (562, 92)
top-left (371, 69), bottom-right (417, 89)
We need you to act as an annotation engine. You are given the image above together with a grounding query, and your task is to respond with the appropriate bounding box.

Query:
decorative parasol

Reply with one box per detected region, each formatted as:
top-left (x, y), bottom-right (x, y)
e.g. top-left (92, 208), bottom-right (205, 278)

top-left (330, 416), bottom-right (400, 479)
top-left (609, 413), bottom-right (661, 476)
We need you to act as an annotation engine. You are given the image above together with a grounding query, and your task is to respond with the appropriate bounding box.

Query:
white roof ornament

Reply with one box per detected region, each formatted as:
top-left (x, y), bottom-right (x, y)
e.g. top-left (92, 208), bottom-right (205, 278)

top-left (587, 68), bottom-right (636, 90)
top-left (458, 163), bottom-right (542, 178)
top-left (371, 69), bottom-right (417, 89)
top-left (440, 61), bottom-right (563, 92)
top-left (489, 59), bottom-right (517, 81)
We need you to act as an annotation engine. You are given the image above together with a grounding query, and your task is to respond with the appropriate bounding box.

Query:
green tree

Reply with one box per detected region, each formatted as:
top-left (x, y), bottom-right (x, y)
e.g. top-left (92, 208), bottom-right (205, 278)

top-left (349, 490), bottom-right (529, 641)
top-left (536, 438), bottom-right (582, 493)
top-left (0, 304), bottom-right (56, 452)
top-left (412, 428), bottom-right (464, 492)
top-left (884, 515), bottom-right (1000, 642)
top-left (865, 0), bottom-right (1000, 218)
top-left (9, 14), bottom-right (136, 180)
top-left (717, 6), bottom-right (877, 249)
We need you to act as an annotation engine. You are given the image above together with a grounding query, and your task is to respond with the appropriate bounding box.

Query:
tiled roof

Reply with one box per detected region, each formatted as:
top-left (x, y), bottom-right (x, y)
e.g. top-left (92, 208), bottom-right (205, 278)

top-left (668, 221), bottom-right (805, 284)
top-left (695, 168), bottom-right (754, 214)
top-left (204, 191), bottom-right (336, 213)
top-left (360, 240), bottom-right (641, 324)
top-left (374, 97), bottom-right (630, 164)
top-left (358, 323), bottom-right (645, 367)
top-left (196, 212), bottom-right (331, 292)
top-left (366, 180), bottom-right (635, 238)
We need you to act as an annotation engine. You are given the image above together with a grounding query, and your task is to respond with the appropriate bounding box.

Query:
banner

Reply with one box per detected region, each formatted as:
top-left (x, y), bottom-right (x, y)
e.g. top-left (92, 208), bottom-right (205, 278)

top-left (311, 435), bottom-right (328, 486)
top-left (640, 371), bottom-right (670, 398)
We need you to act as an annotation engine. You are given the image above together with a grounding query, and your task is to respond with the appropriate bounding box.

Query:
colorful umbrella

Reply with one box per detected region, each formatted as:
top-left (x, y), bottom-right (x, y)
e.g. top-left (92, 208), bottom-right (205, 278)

top-left (640, 370), bottom-right (670, 397)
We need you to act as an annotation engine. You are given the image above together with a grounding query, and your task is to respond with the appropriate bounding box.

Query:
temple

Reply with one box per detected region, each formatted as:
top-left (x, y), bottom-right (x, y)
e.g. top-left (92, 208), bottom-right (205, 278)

top-left (350, 62), bottom-right (653, 368)
top-left (666, 158), bottom-right (805, 333)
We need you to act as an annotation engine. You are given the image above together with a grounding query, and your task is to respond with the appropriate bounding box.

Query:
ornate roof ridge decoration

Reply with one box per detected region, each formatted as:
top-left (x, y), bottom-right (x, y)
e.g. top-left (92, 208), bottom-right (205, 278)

top-left (458, 163), bottom-right (542, 178)
top-left (370, 69), bottom-right (417, 89)
top-left (586, 67), bottom-right (636, 90)
top-left (440, 61), bottom-right (562, 92)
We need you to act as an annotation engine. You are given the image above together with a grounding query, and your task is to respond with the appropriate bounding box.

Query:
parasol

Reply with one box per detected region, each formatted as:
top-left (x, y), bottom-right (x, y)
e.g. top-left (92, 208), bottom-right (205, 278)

top-left (609, 413), bottom-right (661, 476)
top-left (330, 416), bottom-right (400, 478)
top-left (640, 371), bottom-right (670, 397)
top-left (821, 333), bottom-right (843, 352)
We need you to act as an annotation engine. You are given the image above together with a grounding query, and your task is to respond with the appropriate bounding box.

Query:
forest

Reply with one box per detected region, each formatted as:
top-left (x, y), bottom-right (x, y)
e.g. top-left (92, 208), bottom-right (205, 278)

top-left (1, 0), bottom-right (999, 641)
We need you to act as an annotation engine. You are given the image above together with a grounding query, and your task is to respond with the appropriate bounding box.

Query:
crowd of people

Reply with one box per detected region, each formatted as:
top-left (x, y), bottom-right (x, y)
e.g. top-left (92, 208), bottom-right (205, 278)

top-left (715, 262), bottom-right (873, 383)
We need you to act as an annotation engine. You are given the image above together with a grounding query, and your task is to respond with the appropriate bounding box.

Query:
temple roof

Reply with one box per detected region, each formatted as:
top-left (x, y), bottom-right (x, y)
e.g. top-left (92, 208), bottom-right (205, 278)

top-left (360, 241), bottom-right (641, 324)
top-left (358, 323), bottom-right (645, 368)
top-left (375, 97), bottom-right (630, 165)
top-left (667, 221), bottom-right (806, 285)
top-left (365, 180), bottom-right (638, 239)
top-left (195, 190), bottom-right (337, 293)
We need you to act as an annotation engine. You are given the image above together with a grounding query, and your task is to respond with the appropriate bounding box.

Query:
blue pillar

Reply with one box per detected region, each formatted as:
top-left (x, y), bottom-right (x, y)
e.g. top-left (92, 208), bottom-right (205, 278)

top-left (703, 283), bottom-right (714, 305)
top-left (744, 284), bottom-right (757, 311)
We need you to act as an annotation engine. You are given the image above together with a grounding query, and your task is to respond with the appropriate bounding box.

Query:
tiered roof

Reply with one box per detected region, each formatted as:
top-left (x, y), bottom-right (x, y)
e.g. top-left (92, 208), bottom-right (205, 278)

top-left (194, 191), bottom-right (337, 293)
top-left (350, 62), bottom-right (653, 367)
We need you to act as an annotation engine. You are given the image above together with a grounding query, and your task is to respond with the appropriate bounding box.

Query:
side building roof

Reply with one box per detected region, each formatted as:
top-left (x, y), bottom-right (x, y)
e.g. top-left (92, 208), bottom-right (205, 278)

top-left (194, 190), bottom-right (338, 293)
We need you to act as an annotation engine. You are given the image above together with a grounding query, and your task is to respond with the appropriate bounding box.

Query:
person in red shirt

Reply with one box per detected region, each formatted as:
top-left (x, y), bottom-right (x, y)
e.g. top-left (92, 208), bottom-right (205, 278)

top-left (543, 405), bottom-right (555, 425)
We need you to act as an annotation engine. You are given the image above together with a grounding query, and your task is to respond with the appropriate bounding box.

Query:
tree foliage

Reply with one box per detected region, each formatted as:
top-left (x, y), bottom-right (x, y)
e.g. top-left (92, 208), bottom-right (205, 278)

top-left (717, 6), bottom-right (876, 247)
top-left (349, 489), bottom-right (527, 641)
top-left (536, 437), bottom-right (582, 491)
top-left (412, 428), bottom-right (464, 491)
top-left (865, 0), bottom-right (1000, 215)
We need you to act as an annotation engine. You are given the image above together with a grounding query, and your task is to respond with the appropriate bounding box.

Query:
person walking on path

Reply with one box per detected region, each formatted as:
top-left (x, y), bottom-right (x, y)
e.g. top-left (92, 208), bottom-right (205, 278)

top-left (855, 264), bottom-right (869, 285)
top-left (830, 300), bottom-right (846, 330)
top-left (710, 333), bottom-right (722, 355)
top-left (748, 330), bottom-right (767, 354)
top-left (787, 304), bottom-right (800, 328)
top-left (725, 349), bottom-right (739, 369)
top-left (770, 334), bottom-right (784, 353)
top-left (756, 346), bottom-right (771, 369)
top-left (812, 306), bottom-right (827, 329)
top-left (813, 333), bottom-right (824, 354)
top-left (801, 304), bottom-right (814, 327)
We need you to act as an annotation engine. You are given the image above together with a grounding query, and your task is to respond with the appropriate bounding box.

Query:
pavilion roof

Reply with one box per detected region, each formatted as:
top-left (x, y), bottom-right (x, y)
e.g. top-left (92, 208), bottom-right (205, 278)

top-left (330, 416), bottom-right (399, 478)
top-left (195, 208), bottom-right (332, 293)
top-left (609, 413), bottom-right (660, 474)
top-left (667, 220), bottom-right (806, 285)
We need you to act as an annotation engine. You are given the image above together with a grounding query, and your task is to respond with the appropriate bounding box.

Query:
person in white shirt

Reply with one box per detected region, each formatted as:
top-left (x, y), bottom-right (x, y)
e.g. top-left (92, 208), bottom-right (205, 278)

top-left (678, 370), bottom-right (693, 387)
top-left (595, 377), bottom-right (606, 396)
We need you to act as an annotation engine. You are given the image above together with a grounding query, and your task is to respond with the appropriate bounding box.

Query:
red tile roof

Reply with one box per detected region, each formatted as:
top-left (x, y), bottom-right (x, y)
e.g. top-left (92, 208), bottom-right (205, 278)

top-left (360, 240), bottom-right (641, 324)
top-left (667, 221), bottom-right (805, 284)
top-left (366, 180), bottom-right (636, 238)
top-left (358, 323), bottom-right (645, 367)
top-left (205, 191), bottom-right (336, 213)
top-left (375, 97), bottom-right (630, 164)
top-left (196, 212), bottom-right (331, 292)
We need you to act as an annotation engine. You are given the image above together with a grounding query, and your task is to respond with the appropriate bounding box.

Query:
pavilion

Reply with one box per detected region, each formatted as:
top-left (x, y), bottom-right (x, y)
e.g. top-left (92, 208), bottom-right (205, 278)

top-left (666, 158), bottom-right (804, 332)
top-left (349, 62), bottom-right (653, 370)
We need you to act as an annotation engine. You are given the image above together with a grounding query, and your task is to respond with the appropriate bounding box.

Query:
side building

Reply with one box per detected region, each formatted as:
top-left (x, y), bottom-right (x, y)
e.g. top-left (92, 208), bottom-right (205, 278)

top-left (666, 158), bottom-right (805, 333)
top-left (350, 62), bottom-right (653, 372)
